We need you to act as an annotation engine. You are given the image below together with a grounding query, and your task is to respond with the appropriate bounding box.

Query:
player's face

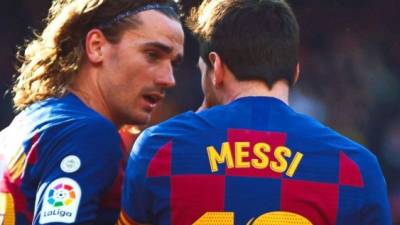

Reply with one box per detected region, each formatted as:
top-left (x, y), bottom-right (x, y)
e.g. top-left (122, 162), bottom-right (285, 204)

top-left (99, 10), bottom-right (184, 126)
top-left (198, 58), bottom-right (219, 108)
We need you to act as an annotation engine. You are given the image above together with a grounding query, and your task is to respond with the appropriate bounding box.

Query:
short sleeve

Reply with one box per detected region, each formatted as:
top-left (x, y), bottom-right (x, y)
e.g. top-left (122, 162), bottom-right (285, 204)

top-left (360, 153), bottom-right (392, 225)
top-left (32, 119), bottom-right (123, 225)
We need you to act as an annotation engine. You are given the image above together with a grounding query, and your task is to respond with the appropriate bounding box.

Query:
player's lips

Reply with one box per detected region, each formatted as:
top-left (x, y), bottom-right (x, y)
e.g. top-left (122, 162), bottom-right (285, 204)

top-left (142, 92), bottom-right (164, 110)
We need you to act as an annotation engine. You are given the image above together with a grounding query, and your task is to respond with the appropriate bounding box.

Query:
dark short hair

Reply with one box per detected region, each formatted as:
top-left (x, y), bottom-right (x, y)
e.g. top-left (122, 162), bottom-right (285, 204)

top-left (187, 0), bottom-right (300, 87)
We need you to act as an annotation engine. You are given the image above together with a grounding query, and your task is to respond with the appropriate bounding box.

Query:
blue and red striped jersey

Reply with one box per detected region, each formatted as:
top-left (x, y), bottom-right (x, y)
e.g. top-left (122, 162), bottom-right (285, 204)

top-left (119, 96), bottom-right (391, 225)
top-left (0, 93), bottom-right (124, 225)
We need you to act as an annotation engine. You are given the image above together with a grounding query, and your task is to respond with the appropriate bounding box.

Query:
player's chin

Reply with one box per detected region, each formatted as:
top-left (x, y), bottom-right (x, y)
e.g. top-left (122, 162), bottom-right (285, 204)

top-left (131, 111), bottom-right (152, 126)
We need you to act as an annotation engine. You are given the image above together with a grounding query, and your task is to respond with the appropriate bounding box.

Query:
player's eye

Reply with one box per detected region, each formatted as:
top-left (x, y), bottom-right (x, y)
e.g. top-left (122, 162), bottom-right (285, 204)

top-left (146, 51), bottom-right (159, 62)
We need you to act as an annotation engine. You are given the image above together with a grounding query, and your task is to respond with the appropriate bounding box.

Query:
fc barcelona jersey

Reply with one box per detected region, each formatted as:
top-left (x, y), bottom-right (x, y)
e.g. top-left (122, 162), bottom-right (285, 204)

top-left (119, 96), bottom-right (391, 225)
top-left (0, 93), bottom-right (124, 224)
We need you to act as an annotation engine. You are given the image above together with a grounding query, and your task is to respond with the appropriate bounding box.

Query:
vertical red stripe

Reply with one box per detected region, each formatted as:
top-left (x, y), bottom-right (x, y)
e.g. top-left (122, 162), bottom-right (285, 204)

top-left (147, 142), bottom-right (172, 177)
top-left (281, 179), bottom-right (339, 225)
top-left (0, 132), bottom-right (41, 222)
top-left (171, 175), bottom-right (225, 224)
top-left (339, 151), bottom-right (364, 187)
top-left (2, 171), bottom-right (33, 221)
top-left (27, 133), bottom-right (39, 165)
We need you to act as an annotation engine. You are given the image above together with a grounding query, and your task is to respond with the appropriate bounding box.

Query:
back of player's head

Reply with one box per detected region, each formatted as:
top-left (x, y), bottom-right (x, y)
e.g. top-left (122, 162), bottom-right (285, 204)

top-left (13, 0), bottom-right (179, 110)
top-left (187, 0), bottom-right (299, 88)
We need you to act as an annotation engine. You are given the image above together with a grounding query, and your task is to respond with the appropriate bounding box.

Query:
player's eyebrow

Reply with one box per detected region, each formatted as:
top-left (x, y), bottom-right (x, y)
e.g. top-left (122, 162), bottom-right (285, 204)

top-left (143, 41), bottom-right (183, 64)
top-left (143, 41), bottom-right (173, 54)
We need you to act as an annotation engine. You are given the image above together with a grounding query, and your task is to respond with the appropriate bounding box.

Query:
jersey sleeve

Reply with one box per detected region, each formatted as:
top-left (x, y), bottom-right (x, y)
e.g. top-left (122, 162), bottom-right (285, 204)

top-left (32, 119), bottom-right (123, 225)
top-left (360, 153), bottom-right (392, 225)
top-left (118, 129), bottom-right (157, 225)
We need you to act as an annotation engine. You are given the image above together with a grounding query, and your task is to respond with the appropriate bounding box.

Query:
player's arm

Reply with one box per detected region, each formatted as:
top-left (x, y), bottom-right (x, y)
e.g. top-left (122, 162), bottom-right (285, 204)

top-left (32, 119), bottom-right (123, 225)
top-left (117, 130), bottom-right (156, 225)
top-left (360, 153), bottom-right (392, 225)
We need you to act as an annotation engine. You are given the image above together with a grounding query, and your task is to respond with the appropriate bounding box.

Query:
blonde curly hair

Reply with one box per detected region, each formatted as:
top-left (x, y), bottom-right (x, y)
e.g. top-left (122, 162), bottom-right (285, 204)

top-left (14, 0), bottom-right (177, 110)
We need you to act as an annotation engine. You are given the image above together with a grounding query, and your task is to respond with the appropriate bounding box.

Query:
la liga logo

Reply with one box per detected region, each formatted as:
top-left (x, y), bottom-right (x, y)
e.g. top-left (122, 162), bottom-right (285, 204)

top-left (47, 182), bottom-right (76, 207)
top-left (40, 177), bottom-right (81, 224)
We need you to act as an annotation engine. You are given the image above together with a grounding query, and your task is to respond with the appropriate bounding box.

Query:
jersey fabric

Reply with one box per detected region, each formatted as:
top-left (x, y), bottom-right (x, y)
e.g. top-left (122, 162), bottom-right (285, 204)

top-left (0, 93), bottom-right (124, 225)
top-left (119, 96), bottom-right (391, 225)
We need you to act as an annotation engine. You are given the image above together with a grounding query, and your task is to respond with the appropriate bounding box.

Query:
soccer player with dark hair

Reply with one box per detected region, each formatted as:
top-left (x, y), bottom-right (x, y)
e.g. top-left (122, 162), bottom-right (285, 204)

top-left (118, 0), bottom-right (391, 224)
top-left (0, 0), bottom-right (184, 224)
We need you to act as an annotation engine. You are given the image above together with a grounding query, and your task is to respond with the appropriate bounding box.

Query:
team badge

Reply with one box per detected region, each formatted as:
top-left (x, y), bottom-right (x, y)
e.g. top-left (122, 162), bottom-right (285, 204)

top-left (60, 155), bottom-right (81, 173)
top-left (39, 177), bottom-right (81, 224)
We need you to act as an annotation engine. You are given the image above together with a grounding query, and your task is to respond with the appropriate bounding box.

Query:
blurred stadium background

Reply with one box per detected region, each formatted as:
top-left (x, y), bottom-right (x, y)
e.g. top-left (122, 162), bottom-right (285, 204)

top-left (0, 0), bottom-right (399, 223)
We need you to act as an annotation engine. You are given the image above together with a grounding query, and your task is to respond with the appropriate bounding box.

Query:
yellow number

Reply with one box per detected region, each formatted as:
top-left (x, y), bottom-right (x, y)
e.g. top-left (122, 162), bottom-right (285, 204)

top-left (248, 211), bottom-right (312, 225)
top-left (0, 193), bottom-right (16, 225)
top-left (193, 212), bottom-right (234, 225)
top-left (193, 211), bottom-right (312, 225)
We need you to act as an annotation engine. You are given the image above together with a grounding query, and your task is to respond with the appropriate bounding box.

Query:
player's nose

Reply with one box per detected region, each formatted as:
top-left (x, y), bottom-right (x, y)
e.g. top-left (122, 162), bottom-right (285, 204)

top-left (155, 64), bottom-right (176, 88)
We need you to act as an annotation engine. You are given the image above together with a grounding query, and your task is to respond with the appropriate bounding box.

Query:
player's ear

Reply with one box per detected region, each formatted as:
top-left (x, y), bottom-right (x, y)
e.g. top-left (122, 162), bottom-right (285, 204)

top-left (294, 63), bottom-right (300, 84)
top-left (208, 52), bottom-right (224, 88)
top-left (85, 29), bottom-right (107, 64)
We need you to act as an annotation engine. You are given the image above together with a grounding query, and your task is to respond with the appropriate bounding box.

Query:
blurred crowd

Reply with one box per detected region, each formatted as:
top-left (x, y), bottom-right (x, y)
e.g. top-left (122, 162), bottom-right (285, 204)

top-left (0, 0), bottom-right (399, 222)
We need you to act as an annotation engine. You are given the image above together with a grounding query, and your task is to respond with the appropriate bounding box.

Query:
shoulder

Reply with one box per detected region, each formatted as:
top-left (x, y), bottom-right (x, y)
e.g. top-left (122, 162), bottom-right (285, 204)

top-left (139, 107), bottom-right (229, 141)
top-left (41, 111), bottom-right (120, 144)
top-left (274, 107), bottom-right (379, 162)
top-left (24, 97), bottom-right (122, 160)
top-left (130, 111), bottom-right (205, 156)
top-left (25, 94), bottom-right (120, 142)
top-left (305, 116), bottom-right (379, 167)
top-left (144, 111), bottom-right (202, 138)
top-left (69, 116), bottom-right (120, 142)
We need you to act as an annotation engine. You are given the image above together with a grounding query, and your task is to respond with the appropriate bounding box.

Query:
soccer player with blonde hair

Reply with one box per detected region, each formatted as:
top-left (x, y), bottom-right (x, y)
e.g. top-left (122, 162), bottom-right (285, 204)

top-left (0, 0), bottom-right (184, 224)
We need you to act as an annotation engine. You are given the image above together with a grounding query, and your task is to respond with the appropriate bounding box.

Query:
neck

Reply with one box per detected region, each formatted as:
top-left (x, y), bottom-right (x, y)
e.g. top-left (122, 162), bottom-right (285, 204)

top-left (224, 80), bottom-right (290, 105)
top-left (68, 66), bottom-right (120, 127)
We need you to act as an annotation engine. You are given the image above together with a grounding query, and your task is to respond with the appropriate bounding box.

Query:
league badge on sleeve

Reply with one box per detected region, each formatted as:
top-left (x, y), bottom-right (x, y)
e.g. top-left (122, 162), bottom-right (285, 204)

top-left (39, 177), bottom-right (81, 224)
top-left (60, 155), bottom-right (81, 173)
